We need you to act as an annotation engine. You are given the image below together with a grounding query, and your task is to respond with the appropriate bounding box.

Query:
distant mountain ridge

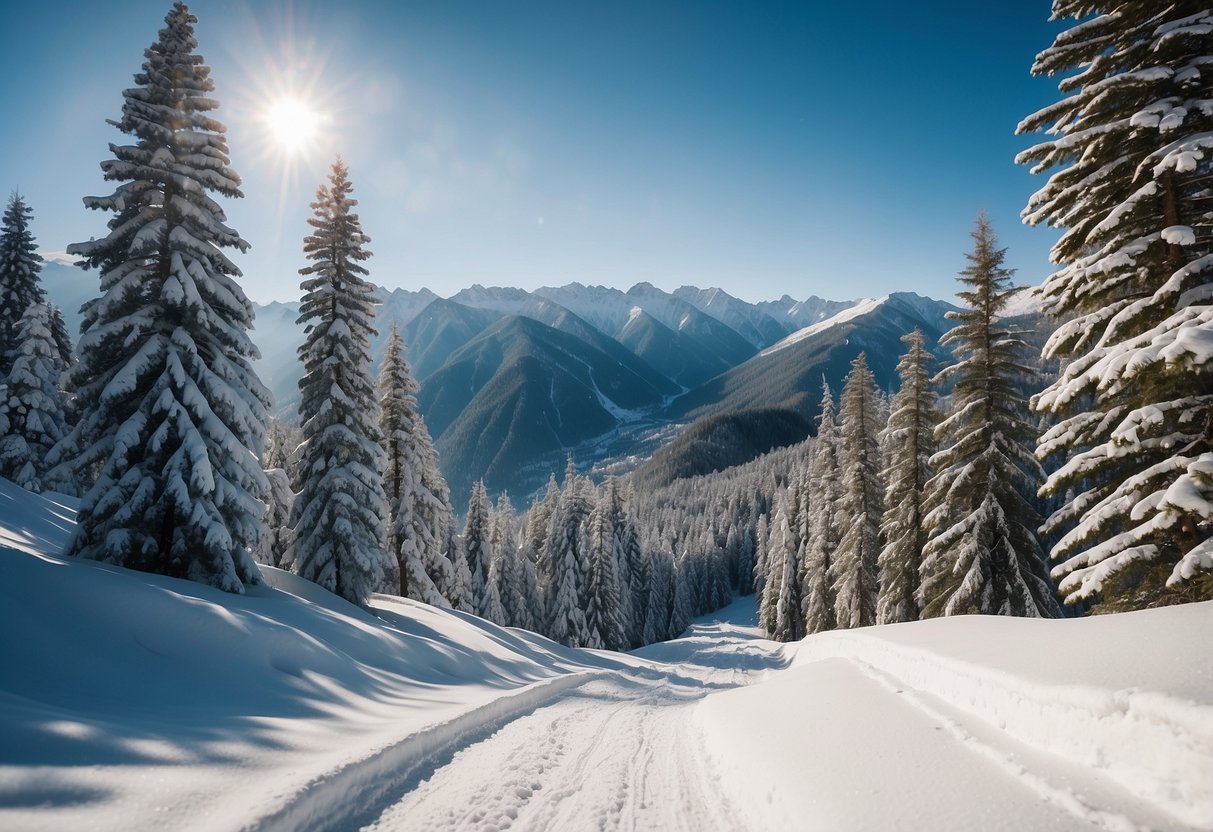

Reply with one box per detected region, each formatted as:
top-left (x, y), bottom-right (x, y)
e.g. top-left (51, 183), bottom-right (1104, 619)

top-left (39, 261), bottom-right (967, 499)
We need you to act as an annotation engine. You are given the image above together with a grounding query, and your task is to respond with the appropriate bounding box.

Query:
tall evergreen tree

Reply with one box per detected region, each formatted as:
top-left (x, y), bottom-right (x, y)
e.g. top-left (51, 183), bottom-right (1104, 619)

top-left (259, 467), bottom-right (294, 569)
top-left (752, 513), bottom-right (770, 598)
top-left (0, 193), bottom-right (45, 378)
top-left (286, 159), bottom-right (391, 605)
top-left (803, 383), bottom-right (841, 633)
top-left (1019, 1), bottom-right (1213, 606)
top-left (543, 492), bottom-right (591, 646)
top-left (919, 215), bottom-right (1061, 618)
top-left (464, 480), bottom-right (495, 617)
top-left (514, 538), bottom-right (545, 632)
top-left (446, 534), bottom-right (474, 614)
top-left (670, 550), bottom-right (695, 637)
top-left (526, 473), bottom-right (560, 555)
top-left (830, 354), bottom-right (884, 629)
top-left (491, 493), bottom-right (533, 630)
top-left (54, 3), bottom-right (269, 591)
top-left (0, 303), bottom-right (69, 492)
top-left (417, 421), bottom-right (458, 605)
top-left (768, 488), bottom-right (804, 642)
top-left (876, 330), bottom-right (938, 624)
top-left (617, 487), bottom-right (647, 647)
top-left (375, 323), bottom-right (451, 602)
top-left (642, 542), bottom-right (674, 644)
top-left (47, 304), bottom-right (75, 378)
top-left (586, 481), bottom-right (628, 650)
top-left (760, 488), bottom-right (793, 635)
top-left (259, 418), bottom-right (298, 569)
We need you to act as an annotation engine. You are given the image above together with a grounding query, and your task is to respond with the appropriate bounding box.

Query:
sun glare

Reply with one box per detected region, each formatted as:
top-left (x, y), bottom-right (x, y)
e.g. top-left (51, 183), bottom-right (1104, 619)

top-left (265, 97), bottom-right (320, 153)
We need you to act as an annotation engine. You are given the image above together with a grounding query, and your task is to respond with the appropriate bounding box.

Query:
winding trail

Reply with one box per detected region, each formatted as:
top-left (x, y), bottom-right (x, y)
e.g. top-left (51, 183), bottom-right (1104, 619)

top-left (270, 602), bottom-right (1212, 832)
top-left (356, 616), bottom-right (786, 832)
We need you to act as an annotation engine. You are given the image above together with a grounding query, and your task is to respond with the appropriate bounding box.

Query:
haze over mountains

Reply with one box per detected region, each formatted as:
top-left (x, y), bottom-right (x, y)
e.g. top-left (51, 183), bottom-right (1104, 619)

top-left (42, 260), bottom-right (976, 500)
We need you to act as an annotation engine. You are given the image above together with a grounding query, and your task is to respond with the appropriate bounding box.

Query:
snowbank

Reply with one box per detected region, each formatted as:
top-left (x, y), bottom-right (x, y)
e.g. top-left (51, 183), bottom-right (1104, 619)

top-left (0, 479), bottom-right (628, 831)
top-left (697, 606), bottom-right (1213, 830)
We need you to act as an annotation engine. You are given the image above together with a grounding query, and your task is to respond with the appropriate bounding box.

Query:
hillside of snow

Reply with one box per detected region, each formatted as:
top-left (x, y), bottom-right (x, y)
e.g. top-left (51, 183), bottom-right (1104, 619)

top-left (2, 479), bottom-right (1210, 831)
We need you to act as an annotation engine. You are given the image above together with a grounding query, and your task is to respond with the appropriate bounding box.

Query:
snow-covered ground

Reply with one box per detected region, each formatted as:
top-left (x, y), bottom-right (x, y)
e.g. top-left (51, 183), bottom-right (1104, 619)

top-left (2, 479), bottom-right (1210, 831)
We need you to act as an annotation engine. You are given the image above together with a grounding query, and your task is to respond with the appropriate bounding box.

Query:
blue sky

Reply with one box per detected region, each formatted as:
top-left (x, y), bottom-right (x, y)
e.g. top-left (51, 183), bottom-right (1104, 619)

top-left (0, 1), bottom-right (1064, 304)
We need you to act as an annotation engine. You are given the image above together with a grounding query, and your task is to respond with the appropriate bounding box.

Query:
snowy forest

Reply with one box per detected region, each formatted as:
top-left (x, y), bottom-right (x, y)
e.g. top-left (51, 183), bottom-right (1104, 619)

top-left (0, 0), bottom-right (1209, 658)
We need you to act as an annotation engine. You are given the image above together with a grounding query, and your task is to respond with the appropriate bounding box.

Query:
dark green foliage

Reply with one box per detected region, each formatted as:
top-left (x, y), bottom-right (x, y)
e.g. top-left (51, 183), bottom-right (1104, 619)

top-left (0, 193), bottom-right (45, 377)
top-left (1020, 0), bottom-right (1213, 606)
top-left (631, 407), bottom-right (811, 491)
top-left (56, 2), bottom-right (269, 592)
top-left (919, 215), bottom-right (1060, 618)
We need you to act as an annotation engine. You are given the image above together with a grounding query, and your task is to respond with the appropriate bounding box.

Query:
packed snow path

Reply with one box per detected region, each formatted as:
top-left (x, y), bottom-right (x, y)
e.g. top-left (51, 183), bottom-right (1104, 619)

top-left (261, 602), bottom-right (1213, 832)
top-left (304, 617), bottom-right (787, 832)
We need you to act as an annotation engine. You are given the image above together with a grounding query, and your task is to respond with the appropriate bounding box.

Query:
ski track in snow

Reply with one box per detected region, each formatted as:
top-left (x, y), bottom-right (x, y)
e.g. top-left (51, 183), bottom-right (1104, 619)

top-left (243, 609), bottom-right (1212, 832)
top-left (286, 623), bottom-right (785, 832)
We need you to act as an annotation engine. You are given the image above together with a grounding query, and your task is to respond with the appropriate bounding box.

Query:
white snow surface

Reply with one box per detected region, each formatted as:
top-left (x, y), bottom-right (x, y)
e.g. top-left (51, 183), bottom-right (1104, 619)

top-left (1, 478), bottom-right (1211, 831)
top-left (760, 295), bottom-right (888, 356)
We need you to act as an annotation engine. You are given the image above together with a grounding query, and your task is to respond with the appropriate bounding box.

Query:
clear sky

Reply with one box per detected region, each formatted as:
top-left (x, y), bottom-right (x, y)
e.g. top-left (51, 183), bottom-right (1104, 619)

top-left (0, 1), bottom-right (1065, 305)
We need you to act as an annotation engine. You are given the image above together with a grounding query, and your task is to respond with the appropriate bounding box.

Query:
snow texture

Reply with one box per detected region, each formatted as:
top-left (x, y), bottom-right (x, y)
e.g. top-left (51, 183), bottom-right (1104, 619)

top-left (1, 480), bottom-right (1210, 831)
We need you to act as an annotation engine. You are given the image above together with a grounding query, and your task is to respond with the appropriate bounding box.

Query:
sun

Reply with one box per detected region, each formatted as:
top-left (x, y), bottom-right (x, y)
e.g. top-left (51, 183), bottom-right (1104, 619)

top-left (264, 97), bottom-right (320, 153)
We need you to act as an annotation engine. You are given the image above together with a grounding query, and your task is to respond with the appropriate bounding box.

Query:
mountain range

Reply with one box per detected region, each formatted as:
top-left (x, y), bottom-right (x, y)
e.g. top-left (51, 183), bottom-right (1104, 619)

top-left (40, 260), bottom-right (978, 501)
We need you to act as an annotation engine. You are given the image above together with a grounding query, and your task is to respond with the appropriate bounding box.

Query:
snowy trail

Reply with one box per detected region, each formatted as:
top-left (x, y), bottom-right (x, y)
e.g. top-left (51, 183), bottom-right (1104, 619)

top-left (264, 603), bottom-right (1213, 832)
top-left (363, 676), bottom-right (739, 832)
top-left (345, 614), bottom-right (786, 832)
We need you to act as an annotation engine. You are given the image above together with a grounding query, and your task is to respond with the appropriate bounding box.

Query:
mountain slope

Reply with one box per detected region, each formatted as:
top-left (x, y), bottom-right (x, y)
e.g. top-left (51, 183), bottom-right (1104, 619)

top-left (515, 297), bottom-right (679, 398)
top-left (402, 298), bottom-right (504, 381)
top-left (418, 315), bottom-right (672, 496)
top-left (672, 285), bottom-right (789, 349)
top-left (616, 307), bottom-right (731, 389)
top-left (630, 407), bottom-right (812, 490)
top-left (755, 294), bottom-right (854, 331)
top-left (625, 282), bottom-right (757, 369)
top-left (670, 292), bottom-right (958, 422)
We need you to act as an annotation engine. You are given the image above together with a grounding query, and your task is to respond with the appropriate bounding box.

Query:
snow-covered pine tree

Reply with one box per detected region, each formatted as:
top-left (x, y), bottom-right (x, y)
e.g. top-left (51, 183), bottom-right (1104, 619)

top-left (0, 303), bottom-right (68, 491)
top-left (803, 383), bottom-right (841, 633)
top-left (642, 542), bottom-right (674, 644)
top-left (526, 473), bottom-right (560, 555)
top-left (259, 467), bottom-right (293, 569)
top-left (264, 418), bottom-right (301, 475)
top-left (257, 418), bottom-right (296, 568)
top-left (876, 330), bottom-right (938, 624)
top-left (47, 304), bottom-right (75, 378)
top-left (54, 3), bottom-right (270, 591)
top-left (490, 493), bottom-right (529, 629)
top-left (830, 353), bottom-right (884, 629)
top-left (419, 422), bottom-right (458, 605)
top-left (543, 491), bottom-right (591, 646)
top-left (670, 550), bottom-right (695, 637)
top-left (919, 215), bottom-right (1061, 618)
top-left (586, 481), bottom-right (628, 650)
top-left (1019, 2), bottom-right (1213, 606)
top-left (464, 480), bottom-right (496, 617)
top-left (618, 490), bottom-right (647, 647)
top-left (376, 322), bottom-right (409, 592)
top-left (375, 322), bottom-right (450, 604)
top-left (446, 534), bottom-right (475, 614)
top-left (481, 553), bottom-right (508, 626)
top-left (0, 193), bottom-right (45, 378)
top-left (515, 537), bottom-right (545, 631)
top-left (286, 159), bottom-right (391, 606)
top-left (752, 512), bottom-right (770, 597)
top-left (761, 487), bottom-right (799, 636)
top-left (766, 485), bottom-right (804, 642)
